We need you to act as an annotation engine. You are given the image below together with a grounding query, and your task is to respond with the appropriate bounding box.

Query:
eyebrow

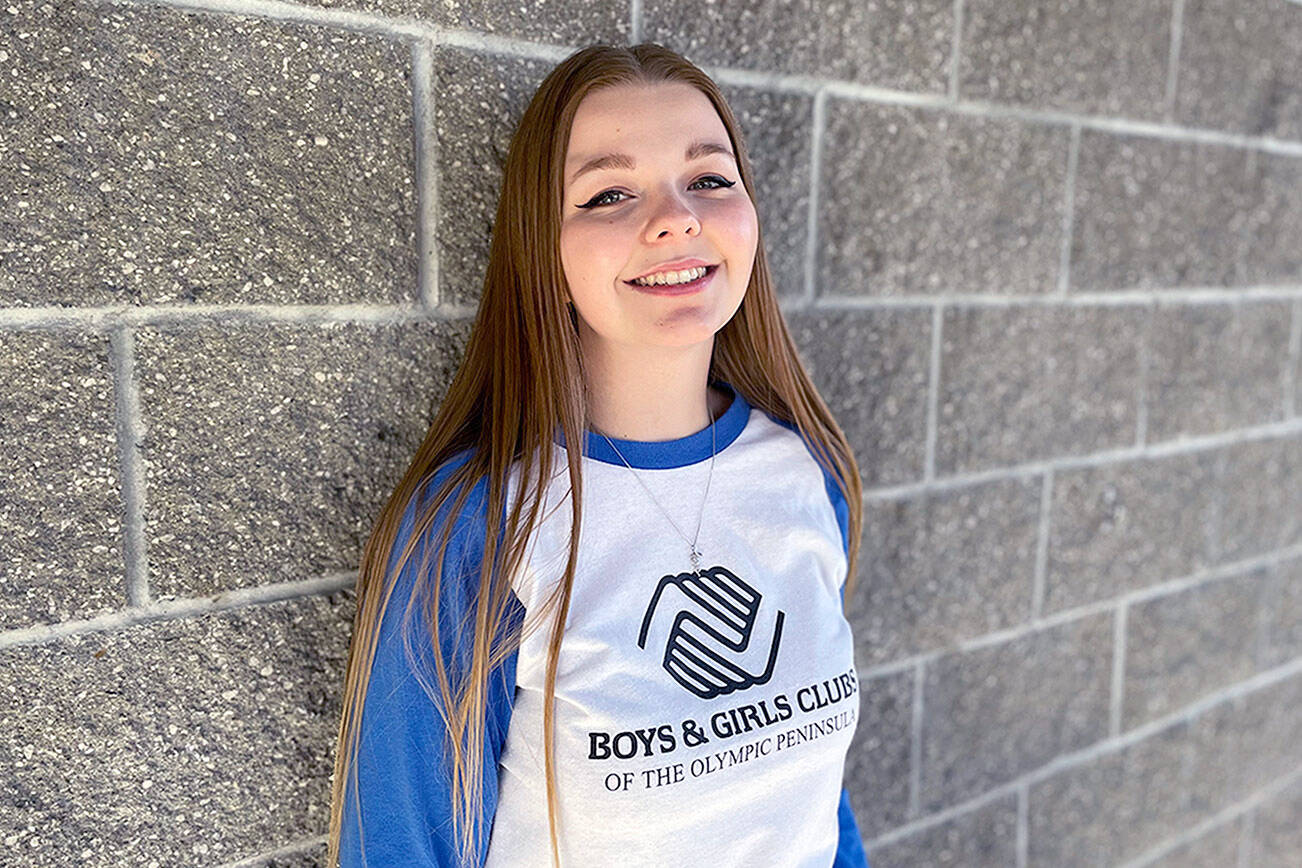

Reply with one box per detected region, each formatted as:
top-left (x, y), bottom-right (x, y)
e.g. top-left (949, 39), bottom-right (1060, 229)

top-left (567, 139), bottom-right (736, 185)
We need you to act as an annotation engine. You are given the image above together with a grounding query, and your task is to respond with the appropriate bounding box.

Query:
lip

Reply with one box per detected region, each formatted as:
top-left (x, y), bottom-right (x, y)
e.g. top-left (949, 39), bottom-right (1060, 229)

top-left (627, 258), bottom-right (716, 282)
top-left (626, 264), bottom-right (719, 296)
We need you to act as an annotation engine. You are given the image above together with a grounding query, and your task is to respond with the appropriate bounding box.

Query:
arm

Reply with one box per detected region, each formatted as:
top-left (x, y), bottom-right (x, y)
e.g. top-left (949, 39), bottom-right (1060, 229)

top-left (818, 434), bottom-right (866, 867)
top-left (833, 785), bottom-right (870, 867)
top-left (339, 456), bottom-right (521, 867)
top-left (831, 582), bottom-right (870, 868)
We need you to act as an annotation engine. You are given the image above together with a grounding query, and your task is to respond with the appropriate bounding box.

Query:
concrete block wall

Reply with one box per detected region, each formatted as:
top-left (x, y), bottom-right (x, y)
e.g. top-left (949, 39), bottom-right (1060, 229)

top-left (1, 0), bottom-right (1299, 865)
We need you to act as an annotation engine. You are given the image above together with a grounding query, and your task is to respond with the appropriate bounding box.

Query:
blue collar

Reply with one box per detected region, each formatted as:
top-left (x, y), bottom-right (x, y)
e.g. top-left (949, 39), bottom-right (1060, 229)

top-left (553, 381), bottom-right (751, 469)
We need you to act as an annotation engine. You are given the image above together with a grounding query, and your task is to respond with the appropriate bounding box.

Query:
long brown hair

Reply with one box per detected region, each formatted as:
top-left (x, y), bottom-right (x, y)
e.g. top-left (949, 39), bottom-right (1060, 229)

top-left (326, 41), bottom-right (863, 868)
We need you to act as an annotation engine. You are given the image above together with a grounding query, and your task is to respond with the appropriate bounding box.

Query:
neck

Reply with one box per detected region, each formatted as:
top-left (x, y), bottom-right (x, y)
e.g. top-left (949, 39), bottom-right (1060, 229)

top-left (578, 332), bottom-right (728, 442)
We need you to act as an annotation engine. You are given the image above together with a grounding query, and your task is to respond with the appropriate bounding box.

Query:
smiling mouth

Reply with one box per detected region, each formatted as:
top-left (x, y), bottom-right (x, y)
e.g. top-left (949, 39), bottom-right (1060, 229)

top-left (623, 263), bottom-right (720, 291)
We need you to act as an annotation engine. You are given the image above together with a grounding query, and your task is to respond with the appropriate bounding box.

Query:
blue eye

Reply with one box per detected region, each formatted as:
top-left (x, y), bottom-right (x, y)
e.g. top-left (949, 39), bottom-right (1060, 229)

top-left (577, 175), bottom-right (736, 209)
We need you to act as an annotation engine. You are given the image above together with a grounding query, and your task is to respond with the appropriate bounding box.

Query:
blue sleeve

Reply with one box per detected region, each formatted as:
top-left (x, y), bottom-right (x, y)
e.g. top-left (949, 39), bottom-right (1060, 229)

top-left (764, 414), bottom-right (869, 866)
top-left (339, 452), bottom-right (524, 867)
top-left (834, 786), bottom-right (870, 867)
top-left (825, 470), bottom-right (869, 868)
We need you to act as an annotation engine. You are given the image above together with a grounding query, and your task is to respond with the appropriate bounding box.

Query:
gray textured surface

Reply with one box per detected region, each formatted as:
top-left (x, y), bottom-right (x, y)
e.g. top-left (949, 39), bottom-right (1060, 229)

top-left (1, 331), bottom-right (125, 629)
top-left (718, 85), bottom-right (815, 301)
top-left (0, 0), bottom-right (419, 308)
top-left (1123, 568), bottom-right (1268, 728)
top-left (936, 305), bottom-right (1141, 475)
top-left (428, 46), bottom-right (555, 308)
top-left (1253, 776), bottom-right (1302, 867)
top-left (1146, 300), bottom-right (1292, 441)
top-left (1145, 816), bottom-right (1245, 868)
top-left (1028, 717), bottom-right (1198, 866)
top-left (1174, 0), bottom-right (1302, 141)
top-left (135, 320), bottom-right (467, 598)
top-left (866, 793), bottom-right (1019, 868)
top-left (1070, 131), bottom-right (1302, 292)
top-left (0, 593), bottom-right (353, 867)
top-left (919, 613), bottom-right (1114, 811)
top-left (852, 476), bottom-right (1041, 666)
top-left (642, 0), bottom-right (954, 92)
top-left (957, 0), bottom-right (1172, 119)
top-left (1217, 435), bottom-right (1302, 563)
top-left (1045, 450), bottom-right (1219, 613)
top-left (818, 101), bottom-right (1070, 297)
top-left (788, 308), bottom-right (932, 488)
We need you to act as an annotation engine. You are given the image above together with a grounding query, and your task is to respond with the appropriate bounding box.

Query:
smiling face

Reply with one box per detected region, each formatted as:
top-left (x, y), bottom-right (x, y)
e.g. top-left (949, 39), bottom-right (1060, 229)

top-left (559, 81), bottom-right (759, 354)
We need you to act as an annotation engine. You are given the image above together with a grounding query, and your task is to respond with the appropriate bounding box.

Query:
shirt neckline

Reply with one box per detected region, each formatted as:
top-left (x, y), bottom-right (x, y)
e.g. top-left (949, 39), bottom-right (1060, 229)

top-left (553, 380), bottom-right (751, 469)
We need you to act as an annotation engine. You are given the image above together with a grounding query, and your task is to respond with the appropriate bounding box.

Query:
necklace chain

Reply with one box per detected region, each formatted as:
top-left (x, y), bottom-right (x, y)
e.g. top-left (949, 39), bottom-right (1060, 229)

top-left (596, 401), bottom-right (718, 575)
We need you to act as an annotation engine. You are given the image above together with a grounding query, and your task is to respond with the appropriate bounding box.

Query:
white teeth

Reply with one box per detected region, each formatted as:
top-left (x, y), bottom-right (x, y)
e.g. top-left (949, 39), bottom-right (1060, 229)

top-left (632, 265), bottom-right (708, 286)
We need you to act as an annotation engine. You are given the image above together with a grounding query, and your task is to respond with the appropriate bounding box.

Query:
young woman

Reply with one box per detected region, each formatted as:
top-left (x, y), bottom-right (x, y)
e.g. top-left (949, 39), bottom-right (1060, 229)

top-left (328, 42), bottom-right (869, 868)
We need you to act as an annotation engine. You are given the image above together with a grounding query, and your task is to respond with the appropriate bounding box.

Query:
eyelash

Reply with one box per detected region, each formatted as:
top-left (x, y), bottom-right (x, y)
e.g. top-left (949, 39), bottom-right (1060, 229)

top-left (576, 175), bottom-right (737, 209)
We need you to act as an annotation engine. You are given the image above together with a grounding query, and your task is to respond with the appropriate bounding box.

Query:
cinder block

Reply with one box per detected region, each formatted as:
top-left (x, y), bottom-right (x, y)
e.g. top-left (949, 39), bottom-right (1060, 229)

top-left (641, 0), bottom-right (954, 92)
top-left (958, 0), bottom-right (1172, 119)
top-left (134, 319), bottom-right (468, 598)
top-left (817, 101), bottom-right (1070, 297)
top-left (919, 612), bottom-right (1113, 811)
top-left (786, 308), bottom-right (932, 488)
top-left (0, 592), bottom-right (353, 867)
top-left (1174, 0), bottom-right (1302, 141)
top-left (0, 0), bottom-right (418, 307)
top-left (1045, 450), bottom-right (1218, 613)
top-left (1145, 301), bottom-right (1291, 442)
top-left (936, 305), bottom-right (1140, 475)
top-left (1027, 718), bottom-right (1196, 866)
top-left (1123, 569), bottom-right (1265, 729)
top-left (849, 476), bottom-right (1040, 667)
top-left (1070, 131), bottom-right (1302, 292)
top-left (1, 330), bottom-right (126, 630)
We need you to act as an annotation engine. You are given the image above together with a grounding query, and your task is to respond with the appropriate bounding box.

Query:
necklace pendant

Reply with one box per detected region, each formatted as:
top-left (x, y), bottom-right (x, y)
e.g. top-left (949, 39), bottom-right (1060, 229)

top-left (689, 546), bottom-right (702, 572)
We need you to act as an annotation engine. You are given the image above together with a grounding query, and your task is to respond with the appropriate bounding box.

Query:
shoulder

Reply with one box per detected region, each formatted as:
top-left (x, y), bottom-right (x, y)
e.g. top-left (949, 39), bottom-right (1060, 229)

top-left (755, 410), bottom-right (850, 558)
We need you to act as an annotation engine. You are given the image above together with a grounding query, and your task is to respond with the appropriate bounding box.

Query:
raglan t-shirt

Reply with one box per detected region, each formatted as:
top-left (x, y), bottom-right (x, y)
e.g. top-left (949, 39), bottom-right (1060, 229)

top-left (339, 380), bottom-right (870, 867)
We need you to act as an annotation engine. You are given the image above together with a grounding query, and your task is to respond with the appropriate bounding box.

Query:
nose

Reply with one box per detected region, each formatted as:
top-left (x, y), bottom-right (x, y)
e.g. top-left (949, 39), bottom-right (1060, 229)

top-left (644, 185), bottom-right (701, 240)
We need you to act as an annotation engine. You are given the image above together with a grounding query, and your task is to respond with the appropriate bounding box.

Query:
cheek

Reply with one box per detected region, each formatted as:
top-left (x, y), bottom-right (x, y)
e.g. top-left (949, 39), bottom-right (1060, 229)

top-left (710, 196), bottom-right (760, 261)
top-left (560, 220), bottom-right (629, 291)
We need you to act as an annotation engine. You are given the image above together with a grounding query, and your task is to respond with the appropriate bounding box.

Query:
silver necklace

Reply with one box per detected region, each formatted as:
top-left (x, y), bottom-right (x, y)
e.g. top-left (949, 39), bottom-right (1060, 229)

top-left (596, 399), bottom-right (718, 576)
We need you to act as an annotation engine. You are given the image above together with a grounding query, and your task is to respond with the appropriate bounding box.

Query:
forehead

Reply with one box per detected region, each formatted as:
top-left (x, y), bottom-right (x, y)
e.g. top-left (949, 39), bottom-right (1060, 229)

top-left (564, 82), bottom-right (731, 167)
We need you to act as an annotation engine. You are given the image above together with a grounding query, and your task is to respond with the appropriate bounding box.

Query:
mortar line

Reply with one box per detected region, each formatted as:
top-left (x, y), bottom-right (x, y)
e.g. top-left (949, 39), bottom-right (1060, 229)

top-left (1110, 602), bottom-right (1128, 736)
top-left (7, 289), bottom-right (1302, 333)
top-left (1163, 0), bottom-right (1186, 122)
top-left (908, 658), bottom-right (925, 819)
top-left (109, 326), bottom-right (151, 608)
top-left (799, 286), bottom-right (1302, 311)
top-left (863, 415), bottom-right (1302, 503)
top-left (1031, 468), bottom-right (1052, 620)
top-left (948, 0), bottom-right (965, 100)
top-left (628, 0), bottom-right (640, 44)
top-left (412, 38), bottom-right (440, 310)
top-left (1055, 124), bottom-right (1080, 295)
top-left (924, 304), bottom-right (943, 481)
top-left (804, 87), bottom-right (827, 304)
top-left (0, 572), bottom-right (356, 649)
